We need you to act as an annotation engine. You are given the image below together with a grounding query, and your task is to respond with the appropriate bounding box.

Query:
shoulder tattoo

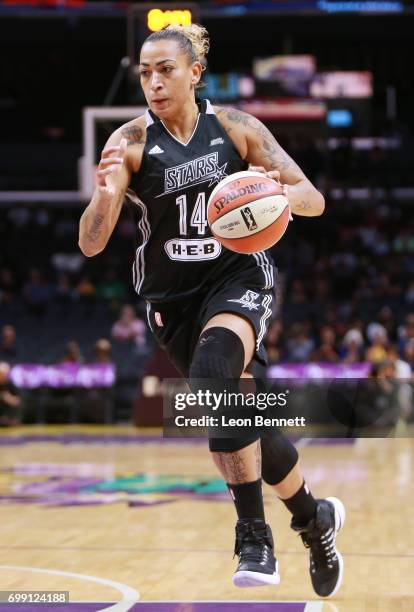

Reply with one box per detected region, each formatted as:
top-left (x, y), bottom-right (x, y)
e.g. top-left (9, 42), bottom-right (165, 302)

top-left (121, 125), bottom-right (146, 147)
top-left (218, 107), bottom-right (292, 172)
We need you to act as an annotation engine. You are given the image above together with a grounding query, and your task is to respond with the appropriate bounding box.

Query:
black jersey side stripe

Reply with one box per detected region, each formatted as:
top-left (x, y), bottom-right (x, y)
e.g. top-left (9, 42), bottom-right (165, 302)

top-left (127, 189), bottom-right (151, 294)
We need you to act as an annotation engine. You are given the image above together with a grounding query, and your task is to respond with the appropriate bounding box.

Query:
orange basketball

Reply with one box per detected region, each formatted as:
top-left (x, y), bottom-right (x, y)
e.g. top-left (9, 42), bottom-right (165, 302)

top-left (207, 171), bottom-right (290, 254)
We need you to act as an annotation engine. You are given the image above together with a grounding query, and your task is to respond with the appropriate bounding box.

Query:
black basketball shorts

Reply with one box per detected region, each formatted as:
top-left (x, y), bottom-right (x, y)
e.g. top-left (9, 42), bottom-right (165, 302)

top-left (146, 262), bottom-right (278, 377)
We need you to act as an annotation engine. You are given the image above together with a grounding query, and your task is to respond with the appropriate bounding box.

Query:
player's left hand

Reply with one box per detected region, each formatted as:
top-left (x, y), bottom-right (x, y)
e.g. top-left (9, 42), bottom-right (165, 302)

top-left (248, 165), bottom-right (281, 183)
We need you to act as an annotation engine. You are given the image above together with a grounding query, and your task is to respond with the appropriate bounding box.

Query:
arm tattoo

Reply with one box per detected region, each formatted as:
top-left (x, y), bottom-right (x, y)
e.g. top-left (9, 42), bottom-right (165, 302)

top-left (85, 213), bottom-right (105, 243)
top-left (121, 125), bottom-right (146, 146)
top-left (216, 451), bottom-right (249, 484)
top-left (220, 108), bottom-right (294, 172)
top-left (215, 108), bottom-right (233, 136)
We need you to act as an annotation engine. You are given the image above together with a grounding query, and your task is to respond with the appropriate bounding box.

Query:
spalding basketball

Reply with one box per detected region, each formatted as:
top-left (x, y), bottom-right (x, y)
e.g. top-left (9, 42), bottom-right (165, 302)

top-left (207, 171), bottom-right (290, 254)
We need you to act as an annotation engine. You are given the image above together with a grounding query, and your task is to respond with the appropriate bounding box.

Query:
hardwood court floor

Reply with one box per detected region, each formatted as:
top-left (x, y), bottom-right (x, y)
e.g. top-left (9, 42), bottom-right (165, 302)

top-left (0, 426), bottom-right (413, 611)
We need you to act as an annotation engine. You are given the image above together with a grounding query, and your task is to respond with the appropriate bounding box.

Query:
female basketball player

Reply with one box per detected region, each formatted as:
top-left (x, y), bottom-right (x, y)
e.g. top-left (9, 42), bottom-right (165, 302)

top-left (79, 24), bottom-right (345, 598)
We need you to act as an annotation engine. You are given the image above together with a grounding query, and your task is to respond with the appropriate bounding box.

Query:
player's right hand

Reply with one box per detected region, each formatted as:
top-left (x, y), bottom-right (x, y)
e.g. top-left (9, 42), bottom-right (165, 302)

top-left (248, 165), bottom-right (281, 184)
top-left (96, 138), bottom-right (127, 194)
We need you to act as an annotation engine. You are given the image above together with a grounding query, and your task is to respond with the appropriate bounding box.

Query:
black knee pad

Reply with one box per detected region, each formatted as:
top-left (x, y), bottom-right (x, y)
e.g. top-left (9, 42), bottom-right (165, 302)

top-left (260, 432), bottom-right (299, 485)
top-left (209, 434), bottom-right (260, 453)
top-left (189, 327), bottom-right (245, 379)
top-left (189, 328), bottom-right (247, 453)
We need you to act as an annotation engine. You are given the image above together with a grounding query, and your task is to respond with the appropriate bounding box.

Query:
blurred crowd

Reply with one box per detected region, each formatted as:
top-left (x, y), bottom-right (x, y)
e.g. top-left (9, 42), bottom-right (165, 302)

top-left (0, 302), bottom-right (150, 426)
top-left (1, 194), bottom-right (414, 425)
top-left (0, 194), bottom-right (412, 369)
top-left (0, 203), bottom-right (137, 319)
top-left (264, 315), bottom-right (414, 376)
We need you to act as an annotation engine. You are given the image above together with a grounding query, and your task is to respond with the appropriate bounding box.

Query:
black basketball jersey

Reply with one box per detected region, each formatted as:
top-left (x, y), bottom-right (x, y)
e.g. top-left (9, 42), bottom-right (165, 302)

top-left (126, 98), bottom-right (275, 302)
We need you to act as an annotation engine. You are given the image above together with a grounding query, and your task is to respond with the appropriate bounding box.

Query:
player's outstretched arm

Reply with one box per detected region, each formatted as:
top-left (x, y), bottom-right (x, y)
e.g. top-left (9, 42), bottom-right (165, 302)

top-left (217, 107), bottom-right (325, 217)
top-left (78, 134), bottom-right (132, 257)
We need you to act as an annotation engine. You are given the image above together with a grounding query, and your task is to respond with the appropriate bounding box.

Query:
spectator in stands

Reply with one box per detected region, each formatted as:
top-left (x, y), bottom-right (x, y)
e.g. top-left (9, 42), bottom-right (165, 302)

top-left (376, 306), bottom-right (396, 342)
top-left (387, 345), bottom-right (412, 379)
top-left (398, 312), bottom-right (414, 354)
top-left (289, 279), bottom-right (307, 305)
top-left (62, 341), bottom-right (84, 364)
top-left (0, 267), bottom-right (18, 305)
top-left (339, 329), bottom-right (364, 363)
top-left (402, 338), bottom-right (414, 370)
top-left (0, 362), bottom-right (21, 426)
top-left (22, 268), bottom-right (53, 316)
top-left (96, 269), bottom-right (127, 301)
top-left (75, 275), bottom-right (96, 300)
top-left (310, 325), bottom-right (339, 362)
top-left (55, 273), bottom-right (74, 307)
top-left (285, 323), bottom-right (315, 363)
top-left (0, 325), bottom-right (19, 362)
top-left (365, 323), bottom-right (389, 363)
top-left (93, 338), bottom-right (112, 363)
top-left (387, 345), bottom-right (412, 430)
top-left (264, 319), bottom-right (284, 365)
top-left (111, 304), bottom-right (147, 348)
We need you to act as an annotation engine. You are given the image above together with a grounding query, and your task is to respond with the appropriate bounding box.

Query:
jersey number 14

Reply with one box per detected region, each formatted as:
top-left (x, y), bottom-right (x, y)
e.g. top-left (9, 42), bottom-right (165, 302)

top-left (176, 193), bottom-right (208, 236)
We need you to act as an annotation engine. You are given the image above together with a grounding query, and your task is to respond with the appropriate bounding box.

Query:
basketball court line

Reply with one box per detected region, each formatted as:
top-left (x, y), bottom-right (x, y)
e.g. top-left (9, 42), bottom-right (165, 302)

top-left (133, 603), bottom-right (323, 610)
top-left (73, 603), bottom-right (323, 610)
top-left (0, 604), bottom-right (321, 612)
top-left (0, 566), bottom-right (140, 612)
top-left (0, 567), bottom-right (322, 611)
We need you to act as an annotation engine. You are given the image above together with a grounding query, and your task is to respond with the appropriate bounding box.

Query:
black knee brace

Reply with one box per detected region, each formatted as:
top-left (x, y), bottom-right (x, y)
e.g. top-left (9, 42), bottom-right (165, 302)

top-left (260, 433), bottom-right (299, 485)
top-left (189, 327), bottom-right (258, 453)
top-left (189, 327), bottom-right (245, 379)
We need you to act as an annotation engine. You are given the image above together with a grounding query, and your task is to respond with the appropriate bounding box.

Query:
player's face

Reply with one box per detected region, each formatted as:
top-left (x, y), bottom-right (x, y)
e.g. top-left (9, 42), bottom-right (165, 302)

top-left (138, 40), bottom-right (201, 118)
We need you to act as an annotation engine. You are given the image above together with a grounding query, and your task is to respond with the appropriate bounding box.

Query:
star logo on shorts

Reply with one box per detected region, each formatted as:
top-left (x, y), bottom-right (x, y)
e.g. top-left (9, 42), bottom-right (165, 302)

top-left (227, 290), bottom-right (260, 311)
top-left (208, 162), bottom-right (228, 186)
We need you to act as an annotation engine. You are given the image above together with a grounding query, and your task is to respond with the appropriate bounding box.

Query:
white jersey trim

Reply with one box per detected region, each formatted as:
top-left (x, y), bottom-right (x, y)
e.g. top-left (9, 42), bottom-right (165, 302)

top-left (160, 113), bottom-right (201, 147)
top-left (146, 302), bottom-right (154, 332)
top-left (145, 109), bottom-right (155, 127)
top-left (126, 188), bottom-right (151, 294)
top-left (252, 251), bottom-right (274, 289)
top-left (205, 99), bottom-right (215, 114)
top-left (256, 294), bottom-right (273, 350)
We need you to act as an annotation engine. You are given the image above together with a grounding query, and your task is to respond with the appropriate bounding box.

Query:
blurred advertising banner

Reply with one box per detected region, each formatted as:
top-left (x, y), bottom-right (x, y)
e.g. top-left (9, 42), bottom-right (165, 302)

top-left (268, 362), bottom-right (370, 378)
top-left (9, 364), bottom-right (116, 389)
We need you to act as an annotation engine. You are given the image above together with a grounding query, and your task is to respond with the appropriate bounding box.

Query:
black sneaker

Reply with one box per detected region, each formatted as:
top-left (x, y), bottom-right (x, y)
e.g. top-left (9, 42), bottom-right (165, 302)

top-left (291, 496), bottom-right (345, 598)
top-left (232, 518), bottom-right (280, 588)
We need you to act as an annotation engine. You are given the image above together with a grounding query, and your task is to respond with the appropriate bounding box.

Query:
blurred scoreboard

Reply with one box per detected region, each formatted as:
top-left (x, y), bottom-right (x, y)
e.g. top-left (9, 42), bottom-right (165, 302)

top-left (0, 0), bottom-right (407, 12)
